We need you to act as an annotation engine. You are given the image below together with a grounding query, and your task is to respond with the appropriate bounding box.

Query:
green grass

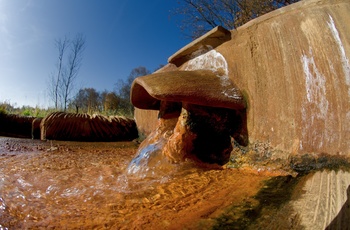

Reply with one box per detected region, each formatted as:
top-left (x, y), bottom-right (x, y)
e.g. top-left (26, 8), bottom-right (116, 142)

top-left (0, 101), bottom-right (134, 118)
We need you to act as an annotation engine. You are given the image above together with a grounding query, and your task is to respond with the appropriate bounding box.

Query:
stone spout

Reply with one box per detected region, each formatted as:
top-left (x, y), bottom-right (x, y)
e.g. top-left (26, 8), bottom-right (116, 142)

top-left (131, 70), bottom-right (245, 110)
top-left (134, 0), bottom-right (350, 167)
top-left (131, 69), bottom-right (246, 165)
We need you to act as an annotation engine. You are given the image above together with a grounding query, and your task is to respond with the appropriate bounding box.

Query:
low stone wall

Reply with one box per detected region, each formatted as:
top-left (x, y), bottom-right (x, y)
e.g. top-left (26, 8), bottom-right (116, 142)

top-left (31, 117), bottom-right (43, 139)
top-left (40, 112), bottom-right (138, 142)
top-left (0, 113), bottom-right (35, 138)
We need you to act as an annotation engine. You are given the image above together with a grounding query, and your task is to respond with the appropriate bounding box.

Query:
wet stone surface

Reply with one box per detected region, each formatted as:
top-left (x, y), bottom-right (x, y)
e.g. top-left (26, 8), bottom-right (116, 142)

top-left (135, 101), bottom-right (245, 166)
top-left (163, 103), bottom-right (241, 164)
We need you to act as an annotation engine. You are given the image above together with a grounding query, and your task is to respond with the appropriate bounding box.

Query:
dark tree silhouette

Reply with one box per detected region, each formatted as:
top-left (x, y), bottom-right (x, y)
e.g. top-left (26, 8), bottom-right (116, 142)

top-left (175, 0), bottom-right (300, 39)
top-left (116, 66), bottom-right (151, 116)
top-left (72, 88), bottom-right (100, 114)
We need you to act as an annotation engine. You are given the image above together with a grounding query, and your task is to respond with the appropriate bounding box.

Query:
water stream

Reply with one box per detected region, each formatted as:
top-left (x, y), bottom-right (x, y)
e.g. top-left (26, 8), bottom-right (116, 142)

top-left (0, 137), bottom-right (292, 229)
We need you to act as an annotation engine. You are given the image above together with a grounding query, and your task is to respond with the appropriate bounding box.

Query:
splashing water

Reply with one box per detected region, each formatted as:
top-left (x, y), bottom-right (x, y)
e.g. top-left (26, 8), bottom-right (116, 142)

top-left (127, 143), bottom-right (165, 178)
top-left (116, 136), bottom-right (174, 193)
top-left (125, 114), bottom-right (181, 181)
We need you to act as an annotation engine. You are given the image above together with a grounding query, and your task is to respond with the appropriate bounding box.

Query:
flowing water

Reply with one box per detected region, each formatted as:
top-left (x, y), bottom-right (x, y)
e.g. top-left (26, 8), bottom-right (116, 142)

top-left (0, 137), bottom-right (297, 229)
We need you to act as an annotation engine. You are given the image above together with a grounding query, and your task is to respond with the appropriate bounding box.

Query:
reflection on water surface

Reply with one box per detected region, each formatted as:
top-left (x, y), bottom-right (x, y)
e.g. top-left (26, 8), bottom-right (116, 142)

top-left (0, 137), bottom-right (281, 229)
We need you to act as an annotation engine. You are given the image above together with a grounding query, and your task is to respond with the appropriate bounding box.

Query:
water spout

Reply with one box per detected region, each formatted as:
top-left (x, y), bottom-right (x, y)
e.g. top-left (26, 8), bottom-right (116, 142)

top-left (128, 70), bottom-right (246, 175)
top-left (126, 101), bottom-right (181, 179)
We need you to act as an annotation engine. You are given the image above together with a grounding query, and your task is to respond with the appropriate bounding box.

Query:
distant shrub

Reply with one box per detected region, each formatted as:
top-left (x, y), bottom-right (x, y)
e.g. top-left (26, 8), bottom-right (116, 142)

top-left (0, 107), bottom-right (6, 116)
top-left (22, 109), bottom-right (31, 116)
top-left (0, 101), bottom-right (11, 115)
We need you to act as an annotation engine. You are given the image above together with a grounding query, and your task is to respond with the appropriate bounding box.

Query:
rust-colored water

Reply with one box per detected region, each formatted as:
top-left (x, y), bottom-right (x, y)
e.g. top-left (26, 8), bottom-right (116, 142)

top-left (0, 137), bottom-right (283, 229)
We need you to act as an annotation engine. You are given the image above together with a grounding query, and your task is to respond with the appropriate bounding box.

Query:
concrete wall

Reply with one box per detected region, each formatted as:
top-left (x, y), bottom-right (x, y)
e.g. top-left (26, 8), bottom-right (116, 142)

top-left (135, 0), bottom-right (350, 157)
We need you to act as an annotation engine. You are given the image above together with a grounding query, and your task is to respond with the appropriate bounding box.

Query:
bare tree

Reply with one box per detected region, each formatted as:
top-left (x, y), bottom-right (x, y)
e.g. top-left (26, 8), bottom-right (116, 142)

top-left (48, 37), bottom-right (69, 110)
top-left (48, 34), bottom-right (86, 111)
top-left (61, 34), bottom-right (86, 111)
top-left (175, 0), bottom-right (300, 39)
top-left (54, 37), bottom-right (69, 109)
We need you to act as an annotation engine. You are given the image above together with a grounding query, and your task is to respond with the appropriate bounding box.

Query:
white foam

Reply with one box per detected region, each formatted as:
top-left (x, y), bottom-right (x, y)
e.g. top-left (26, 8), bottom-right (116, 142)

top-left (185, 49), bottom-right (238, 99)
top-left (185, 49), bottom-right (228, 76)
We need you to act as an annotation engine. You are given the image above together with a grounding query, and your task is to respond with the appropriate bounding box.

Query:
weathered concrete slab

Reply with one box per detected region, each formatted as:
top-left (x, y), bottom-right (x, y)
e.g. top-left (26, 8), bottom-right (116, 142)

top-left (131, 70), bottom-right (245, 110)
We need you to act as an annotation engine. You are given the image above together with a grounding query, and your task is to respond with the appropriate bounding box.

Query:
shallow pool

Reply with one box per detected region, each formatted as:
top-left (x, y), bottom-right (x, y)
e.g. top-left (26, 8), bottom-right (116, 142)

top-left (0, 137), bottom-right (290, 229)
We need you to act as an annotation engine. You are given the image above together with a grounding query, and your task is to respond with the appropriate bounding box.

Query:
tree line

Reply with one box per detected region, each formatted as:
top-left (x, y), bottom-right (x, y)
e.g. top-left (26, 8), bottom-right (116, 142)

top-left (0, 65), bottom-right (151, 118)
top-left (68, 66), bottom-right (151, 116)
top-left (51, 65), bottom-right (150, 117)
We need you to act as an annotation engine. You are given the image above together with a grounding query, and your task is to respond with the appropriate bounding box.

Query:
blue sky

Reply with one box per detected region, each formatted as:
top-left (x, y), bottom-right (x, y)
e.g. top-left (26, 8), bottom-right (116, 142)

top-left (0, 0), bottom-right (191, 108)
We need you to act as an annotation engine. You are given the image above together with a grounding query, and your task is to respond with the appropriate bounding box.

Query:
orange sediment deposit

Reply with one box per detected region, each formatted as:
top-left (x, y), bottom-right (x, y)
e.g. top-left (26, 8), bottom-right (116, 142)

top-left (2, 0), bottom-right (350, 228)
top-left (1, 137), bottom-right (350, 229)
top-left (0, 137), bottom-right (287, 229)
